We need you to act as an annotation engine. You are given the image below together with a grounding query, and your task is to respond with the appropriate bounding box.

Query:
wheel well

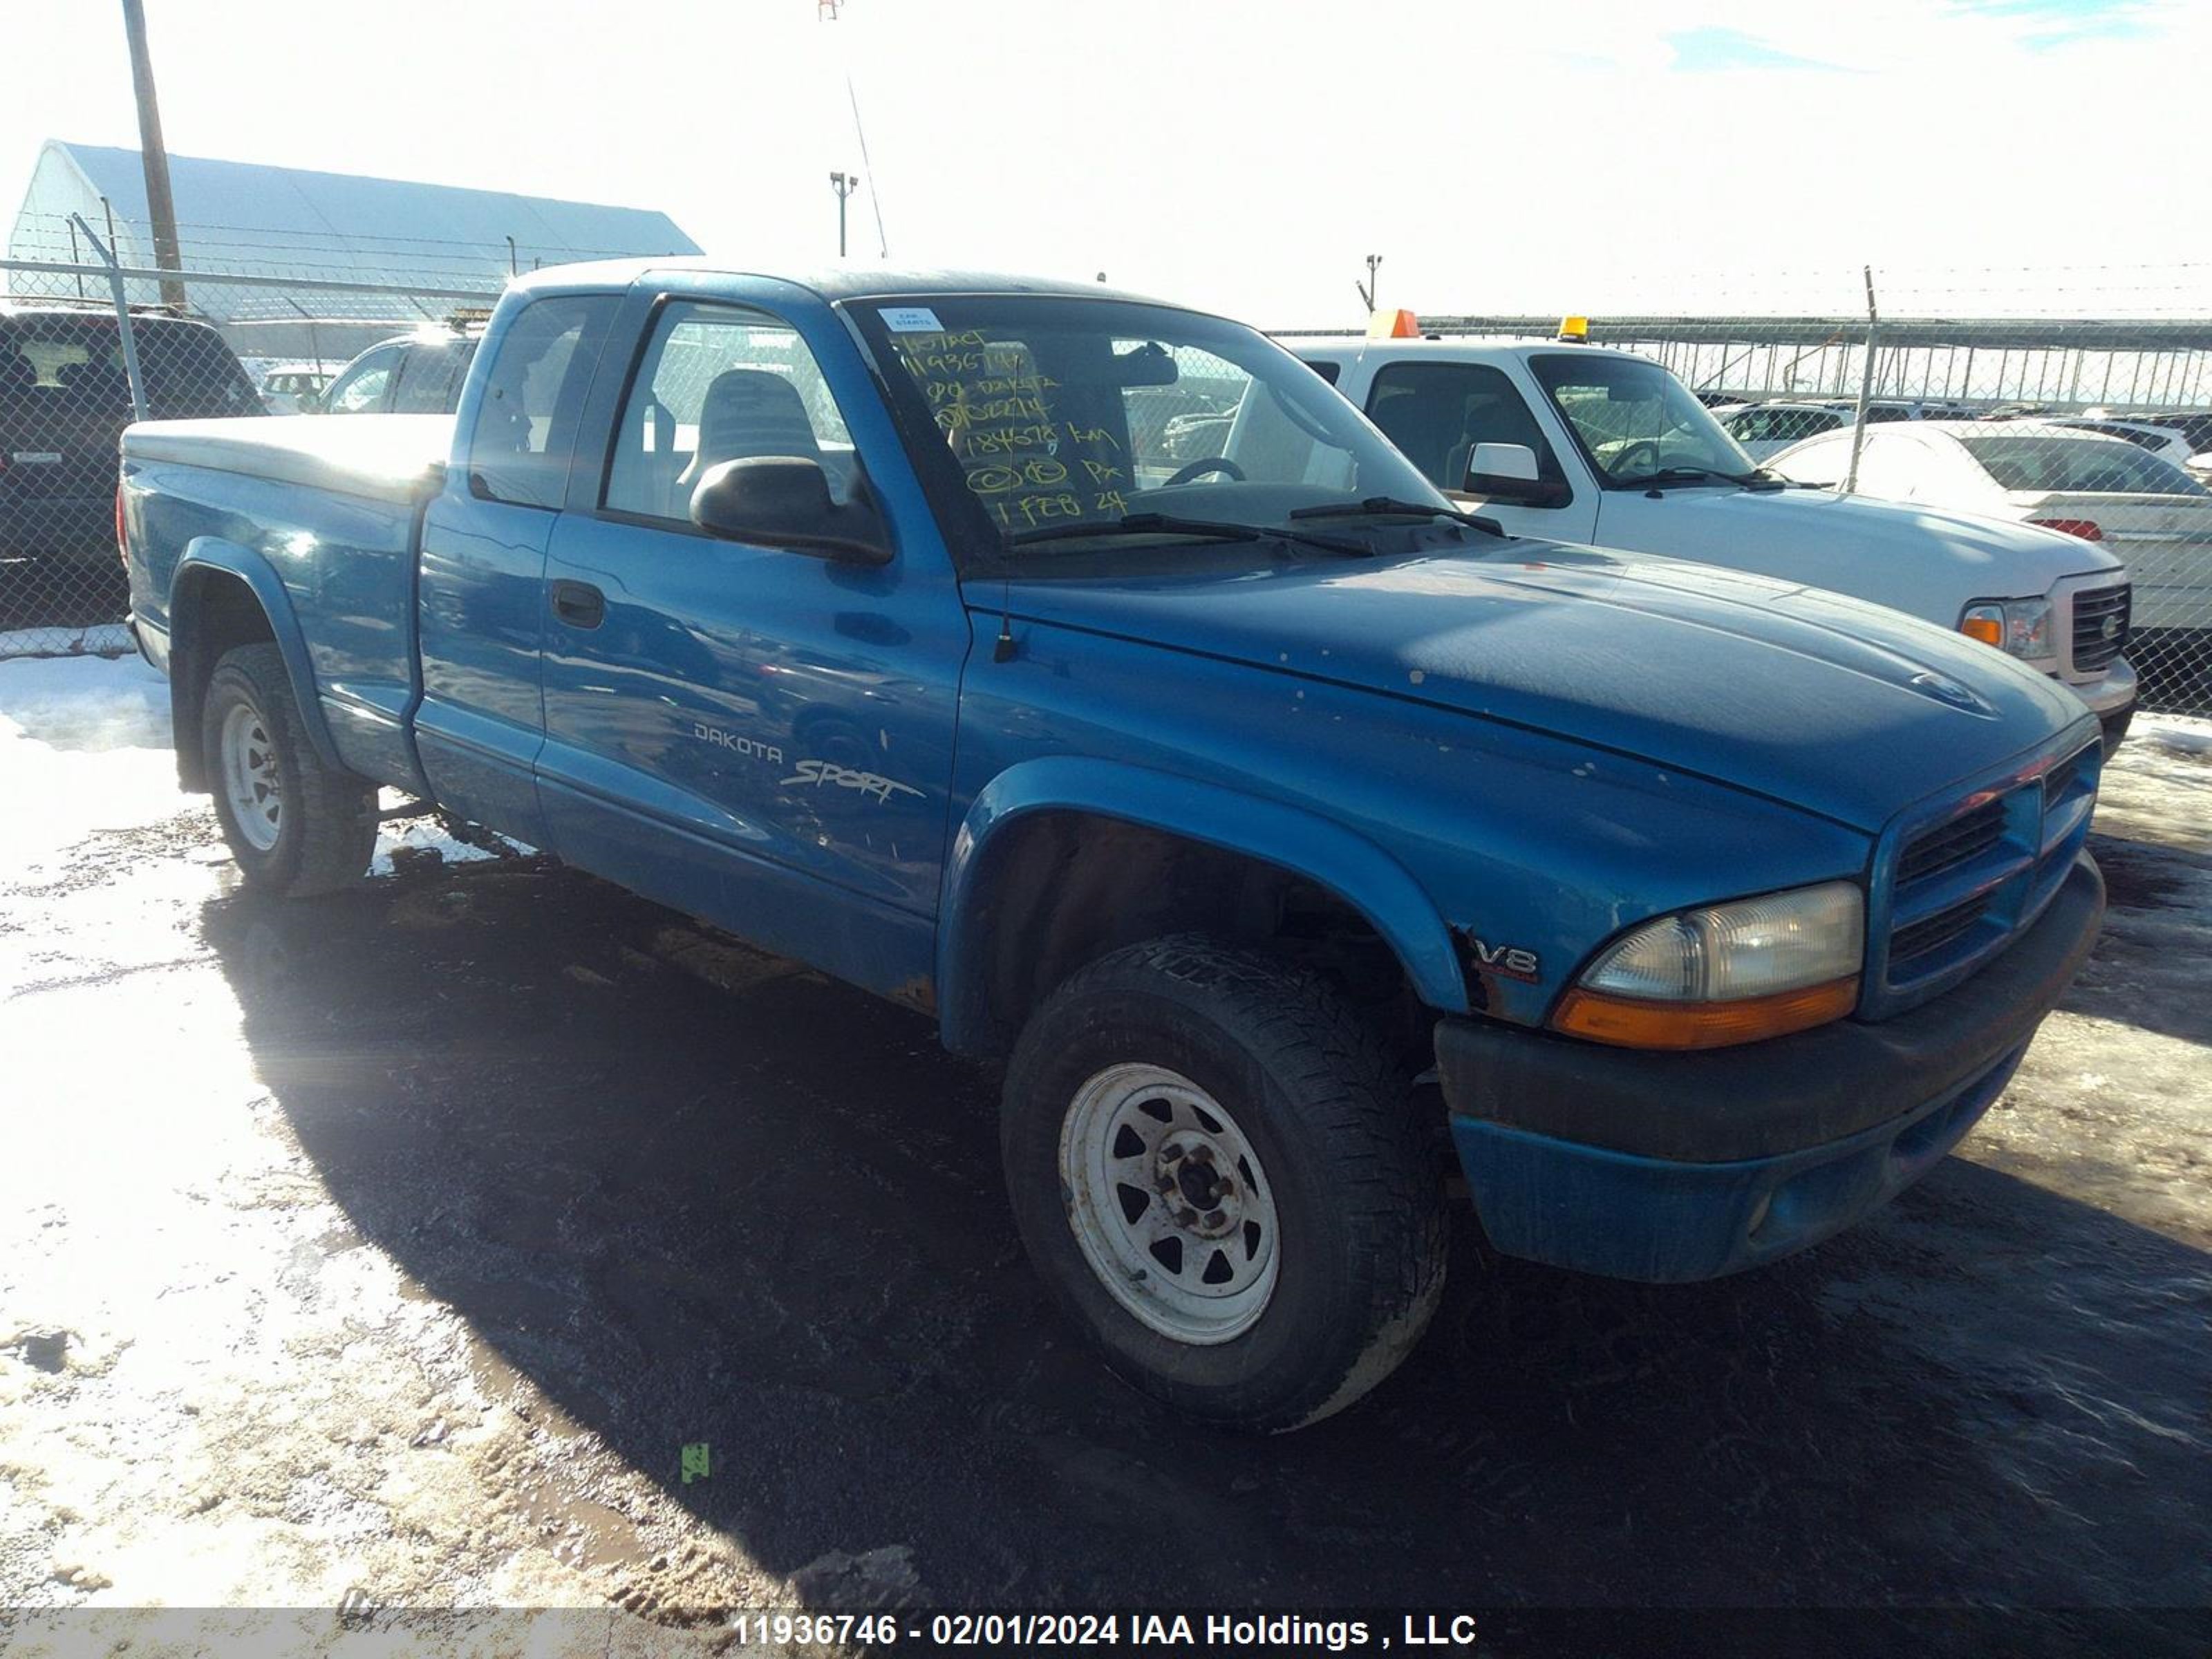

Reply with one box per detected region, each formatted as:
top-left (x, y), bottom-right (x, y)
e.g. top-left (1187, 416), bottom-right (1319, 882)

top-left (171, 568), bottom-right (276, 791)
top-left (967, 812), bottom-right (1434, 1062)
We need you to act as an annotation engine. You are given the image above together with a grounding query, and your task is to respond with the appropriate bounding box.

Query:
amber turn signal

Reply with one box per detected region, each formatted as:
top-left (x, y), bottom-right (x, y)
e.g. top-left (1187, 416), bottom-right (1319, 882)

top-left (1551, 976), bottom-right (1860, 1051)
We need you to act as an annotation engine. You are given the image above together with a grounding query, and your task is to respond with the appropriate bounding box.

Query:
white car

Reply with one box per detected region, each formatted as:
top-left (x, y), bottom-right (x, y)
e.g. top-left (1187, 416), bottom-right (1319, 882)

top-left (1286, 336), bottom-right (2137, 747)
top-left (1721, 401), bottom-right (1855, 462)
top-left (2006, 415), bottom-right (2196, 469)
top-left (1768, 419), bottom-right (2212, 648)
top-left (241, 359), bottom-right (335, 415)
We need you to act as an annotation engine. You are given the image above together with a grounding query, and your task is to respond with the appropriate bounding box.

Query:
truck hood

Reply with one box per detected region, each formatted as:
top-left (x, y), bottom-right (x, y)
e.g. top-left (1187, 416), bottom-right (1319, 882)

top-left (1604, 486), bottom-right (2123, 601)
top-left (996, 541), bottom-right (2090, 833)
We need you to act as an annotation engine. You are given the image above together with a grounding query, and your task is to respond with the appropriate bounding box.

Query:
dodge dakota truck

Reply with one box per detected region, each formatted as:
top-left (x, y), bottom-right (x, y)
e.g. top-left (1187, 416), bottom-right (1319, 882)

top-left (120, 262), bottom-right (2106, 1431)
top-left (1291, 334), bottom-right (2138, 750)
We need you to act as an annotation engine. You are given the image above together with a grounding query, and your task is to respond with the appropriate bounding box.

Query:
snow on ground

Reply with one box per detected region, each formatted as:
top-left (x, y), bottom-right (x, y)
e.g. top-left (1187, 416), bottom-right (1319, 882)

top-left (0, 650), bottom-right (2206, 1627)
top-left (0, 652), bottom-right (504, 883)
top-left (0, 653), bottom-right (177, 868)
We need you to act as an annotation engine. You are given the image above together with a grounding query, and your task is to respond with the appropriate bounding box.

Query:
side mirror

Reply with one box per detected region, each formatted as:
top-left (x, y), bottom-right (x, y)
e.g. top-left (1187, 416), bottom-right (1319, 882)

top-left (689, 457), bottom-right (892, 565)
top-left (1463, 442), bottom-right (1568, 507)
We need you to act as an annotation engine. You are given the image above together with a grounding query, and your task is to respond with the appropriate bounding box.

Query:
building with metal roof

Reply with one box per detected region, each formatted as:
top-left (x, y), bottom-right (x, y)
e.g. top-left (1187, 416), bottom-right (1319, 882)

top-left (7, 140), bottom-right (699, 356)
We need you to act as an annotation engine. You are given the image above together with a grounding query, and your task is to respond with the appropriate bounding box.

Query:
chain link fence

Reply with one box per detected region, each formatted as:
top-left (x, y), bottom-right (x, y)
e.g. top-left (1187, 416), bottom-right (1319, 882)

top-left (7, 240), bottom-right (2210, 719)
top-left (1286, 263), bottom-right (2212, 716)
top-left (3, 227), bottom-right (502, 659)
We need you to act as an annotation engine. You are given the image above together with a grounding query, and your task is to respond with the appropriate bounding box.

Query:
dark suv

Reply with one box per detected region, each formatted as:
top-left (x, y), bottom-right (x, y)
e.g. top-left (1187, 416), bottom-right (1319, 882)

top-left (2, 305), bottom-right (261, 568)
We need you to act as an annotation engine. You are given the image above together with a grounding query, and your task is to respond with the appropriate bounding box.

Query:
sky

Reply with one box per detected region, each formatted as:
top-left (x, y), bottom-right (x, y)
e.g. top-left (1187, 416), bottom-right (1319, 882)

top-left (4, 0), bottom-right (2206, 326)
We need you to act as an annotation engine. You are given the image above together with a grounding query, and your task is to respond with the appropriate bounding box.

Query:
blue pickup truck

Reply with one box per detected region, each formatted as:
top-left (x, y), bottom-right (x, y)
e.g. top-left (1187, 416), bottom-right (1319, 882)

top-left (120, 261), bottom-right (2106, 1431)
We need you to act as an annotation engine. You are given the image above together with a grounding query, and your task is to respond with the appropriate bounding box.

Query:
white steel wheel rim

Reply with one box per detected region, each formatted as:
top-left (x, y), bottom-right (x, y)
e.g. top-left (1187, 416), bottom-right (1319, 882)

top-left (219, 701), bottom-right (283, 852)
top-left (1058, 1062), bottom-right (1280, 1346)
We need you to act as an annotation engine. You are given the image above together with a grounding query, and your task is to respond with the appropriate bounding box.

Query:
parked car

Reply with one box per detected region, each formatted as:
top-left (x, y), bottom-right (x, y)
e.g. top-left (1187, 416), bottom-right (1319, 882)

top-left (1290, 336), bottom-right (2136, 747)
top-left (319, 328), bottom-right (480, 415)
top-left (121, 261), bottom-right (2106, 1431)
top-left (1721, 401), bottom-right (1854, 460)
top-left (246, 361), bottom-right (337, 415)
top-left (1815, 397), bottom-right (1976, 426)
top-left (1767, 420), bottom-right (2211, 682)
top-left (2081, 407), bottom-right (2212, 456)
top-left (2, 302), bottom-right (261, 568)
top-left (2009, 415), bottom-right (2197, 469)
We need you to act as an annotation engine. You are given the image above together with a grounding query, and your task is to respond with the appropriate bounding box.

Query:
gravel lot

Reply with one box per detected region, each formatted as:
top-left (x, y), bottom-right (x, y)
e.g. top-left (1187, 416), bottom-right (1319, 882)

top-left (0, 655), bottom-right (2206, 1653)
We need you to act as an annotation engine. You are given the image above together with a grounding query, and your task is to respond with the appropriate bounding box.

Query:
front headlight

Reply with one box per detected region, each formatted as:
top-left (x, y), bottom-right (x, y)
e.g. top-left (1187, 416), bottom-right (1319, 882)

top-left (1960, 598), bottom-right (2055, 661)
top-left (1552, 881), bottom-right (1864, 1050)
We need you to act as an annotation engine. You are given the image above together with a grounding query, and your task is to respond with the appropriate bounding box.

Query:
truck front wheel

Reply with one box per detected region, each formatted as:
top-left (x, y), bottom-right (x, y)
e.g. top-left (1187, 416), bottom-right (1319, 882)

top-left (1001, 935), bottom-right (1447, 1432)
top-left (202, 643), bottom-right (377, 897)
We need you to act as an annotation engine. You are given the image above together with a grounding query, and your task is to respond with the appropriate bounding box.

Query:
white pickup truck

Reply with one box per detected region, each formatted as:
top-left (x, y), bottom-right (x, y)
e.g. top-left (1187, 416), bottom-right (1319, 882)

top-left (1288, 335), bottom-right (2138, 749)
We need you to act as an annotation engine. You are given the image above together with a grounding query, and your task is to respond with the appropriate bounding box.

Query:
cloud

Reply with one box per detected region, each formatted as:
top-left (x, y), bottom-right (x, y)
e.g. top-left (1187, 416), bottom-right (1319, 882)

top-left (1665, 25), bottom-right (1855, 73)
top-left (1946, 0), bottom-right (2159, 48)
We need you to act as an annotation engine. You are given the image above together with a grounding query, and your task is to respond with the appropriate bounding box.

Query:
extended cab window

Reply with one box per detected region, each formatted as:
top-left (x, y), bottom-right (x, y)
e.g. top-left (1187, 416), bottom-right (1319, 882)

top-left (1364, 362), bottom-right (1568, 498)
top-left (466, 296), bottom-right (617, 508)
top-left (602, 302), bottom-right (856, 524)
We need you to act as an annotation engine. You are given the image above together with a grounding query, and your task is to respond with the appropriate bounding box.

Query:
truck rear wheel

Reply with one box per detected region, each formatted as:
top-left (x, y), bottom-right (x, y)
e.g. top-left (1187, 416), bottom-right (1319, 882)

top-left (1001, 935), bottom-right (1447, 1432)
top-left (202, 643), bottom-right (377, 897)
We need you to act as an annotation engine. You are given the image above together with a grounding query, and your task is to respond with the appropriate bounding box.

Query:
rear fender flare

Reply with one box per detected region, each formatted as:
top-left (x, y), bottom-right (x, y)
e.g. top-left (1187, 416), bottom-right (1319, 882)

top-left (935, 756), bottom-right (1465, 1053)
top-left (170, 538), bottom-right (344, 774)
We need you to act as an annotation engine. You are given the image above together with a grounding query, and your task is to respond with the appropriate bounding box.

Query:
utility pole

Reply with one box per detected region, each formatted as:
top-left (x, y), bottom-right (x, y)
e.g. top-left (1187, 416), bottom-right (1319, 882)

top-left (830, 171), bottom-right (859, 259)
top-left (1356, 253), bottom-right (1382, 314)
top-left (120, 0), bottom-right (185, 310)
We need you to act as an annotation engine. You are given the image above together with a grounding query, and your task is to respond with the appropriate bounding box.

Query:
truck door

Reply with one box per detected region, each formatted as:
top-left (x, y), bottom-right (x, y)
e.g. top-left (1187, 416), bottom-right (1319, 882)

top-left (414, 294), bottom-right (622, 844)
top-left (1360, 359), bottom-right (1599, 543)
top-left (535, 294), bottom-right (966, 996)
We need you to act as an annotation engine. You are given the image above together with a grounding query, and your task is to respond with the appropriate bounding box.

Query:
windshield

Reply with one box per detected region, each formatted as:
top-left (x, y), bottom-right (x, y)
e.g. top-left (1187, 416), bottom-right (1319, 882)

top-left (1526, 351), bottom-right (1757, 485)
top-left (852, 295), bottom-right (1445, 565)
top-left (1959, 433), bottom-right (2209, 496)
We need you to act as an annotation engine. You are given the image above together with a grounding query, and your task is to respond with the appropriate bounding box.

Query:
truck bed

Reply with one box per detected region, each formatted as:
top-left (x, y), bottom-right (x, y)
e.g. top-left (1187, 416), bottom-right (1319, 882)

top-left (122, 414), bottom-right (455, 799)
top-left (123, 414), bottom-right (452, 505)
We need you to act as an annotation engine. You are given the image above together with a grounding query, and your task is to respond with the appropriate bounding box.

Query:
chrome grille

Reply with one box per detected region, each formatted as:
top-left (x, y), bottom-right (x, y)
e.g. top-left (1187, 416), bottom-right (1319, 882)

top-left (2070, 585), bottom-right (2130, 674)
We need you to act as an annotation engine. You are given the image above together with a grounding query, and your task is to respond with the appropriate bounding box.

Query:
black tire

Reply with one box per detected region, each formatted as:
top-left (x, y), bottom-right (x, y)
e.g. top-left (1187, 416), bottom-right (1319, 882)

top-left (1001, 935), bottom-right (1447, 1432)
top-left (200, 642), bottom-right (377, 897)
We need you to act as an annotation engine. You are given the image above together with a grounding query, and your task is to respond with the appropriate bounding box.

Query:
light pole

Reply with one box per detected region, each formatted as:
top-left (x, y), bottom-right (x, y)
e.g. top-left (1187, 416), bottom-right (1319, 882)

top-left (1356, 253), bottom-right (1382, 314)
top-left (830, 170), bottom-right (859, 259)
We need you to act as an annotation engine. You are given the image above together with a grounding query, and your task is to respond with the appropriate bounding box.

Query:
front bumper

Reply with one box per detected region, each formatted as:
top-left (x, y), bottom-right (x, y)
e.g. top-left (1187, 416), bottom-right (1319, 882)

top-left (2061, 657), bottom-right (2136, 752)
top-left (1436, 852), bottom-right (2104, 1282)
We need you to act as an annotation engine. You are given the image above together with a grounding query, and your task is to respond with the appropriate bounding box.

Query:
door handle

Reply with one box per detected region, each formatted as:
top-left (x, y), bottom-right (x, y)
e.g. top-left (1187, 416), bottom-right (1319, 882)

top-left (550, 579), bottom-right (605, 629)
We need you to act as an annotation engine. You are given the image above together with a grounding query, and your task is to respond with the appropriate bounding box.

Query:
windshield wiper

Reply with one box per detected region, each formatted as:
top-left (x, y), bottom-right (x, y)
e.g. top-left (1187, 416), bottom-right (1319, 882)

top-left (1006, 512), bottom-right (1371, 558)
top-left (1288, 496), bottom-right (1506, 536)
top-left (1625, 465), bottom-right (1786, 493)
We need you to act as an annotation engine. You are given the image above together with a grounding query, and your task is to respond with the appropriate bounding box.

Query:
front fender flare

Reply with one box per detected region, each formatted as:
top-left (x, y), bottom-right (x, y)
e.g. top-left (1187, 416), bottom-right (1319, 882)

top-left (935, 756), bottom-right (1466, 1053)
top-left (171, 538), bottom-right (344, 774)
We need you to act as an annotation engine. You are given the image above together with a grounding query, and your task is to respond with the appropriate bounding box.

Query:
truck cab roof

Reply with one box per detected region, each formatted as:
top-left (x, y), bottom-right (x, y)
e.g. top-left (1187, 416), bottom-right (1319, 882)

top-left (505, 256), bottom-right (1172, 310)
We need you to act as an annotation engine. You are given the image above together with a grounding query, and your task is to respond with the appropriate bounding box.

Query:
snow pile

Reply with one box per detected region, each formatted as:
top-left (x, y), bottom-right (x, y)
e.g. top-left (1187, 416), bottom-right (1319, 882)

top-left (0, 653), bottom-right (180, 868)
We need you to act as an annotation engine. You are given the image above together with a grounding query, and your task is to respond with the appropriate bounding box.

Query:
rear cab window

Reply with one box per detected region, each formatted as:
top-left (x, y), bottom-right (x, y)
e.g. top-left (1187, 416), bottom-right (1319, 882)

top-left (464, 294), bottom-right (620, 509)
